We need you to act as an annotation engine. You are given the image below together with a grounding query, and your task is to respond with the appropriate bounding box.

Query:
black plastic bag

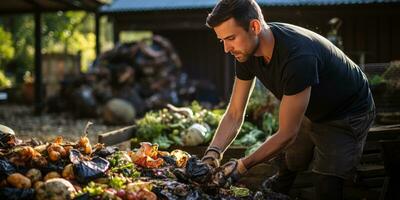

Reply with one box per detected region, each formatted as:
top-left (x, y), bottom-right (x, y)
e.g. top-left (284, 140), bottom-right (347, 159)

top-left (74, 157), bottom-right (109, 183)
top-left (172, 168), bottom-right (189, 183)
top-left (186, 190), bottom-right (203, 200)
top-left (0, 187), bottom-right (35, 200)
top-left (40, 160), bottom-right (66, 174)
top-left (185, 156), bottom-right (212, 183)
top-left (70, 149), bottom-right (109, 183)
top-left (161, 155), bottom-right (177, 166)
top-left (94, 146), bottom-right (119, 158)
top-left (0, 159), bottom-right (16, 179)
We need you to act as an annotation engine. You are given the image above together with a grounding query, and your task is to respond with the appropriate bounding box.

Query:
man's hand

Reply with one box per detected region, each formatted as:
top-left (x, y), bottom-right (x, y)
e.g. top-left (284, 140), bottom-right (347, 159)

top-left (201, 146), bottom-right (223, 168)
top-left (213, 159), bottom-right (247, 187)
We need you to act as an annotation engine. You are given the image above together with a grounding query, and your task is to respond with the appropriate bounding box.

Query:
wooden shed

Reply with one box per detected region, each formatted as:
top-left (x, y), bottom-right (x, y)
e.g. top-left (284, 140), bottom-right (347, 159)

top-left (100, 0), bottom-right (400, 99)
top-left (0, 0), bottom-right (108, 113)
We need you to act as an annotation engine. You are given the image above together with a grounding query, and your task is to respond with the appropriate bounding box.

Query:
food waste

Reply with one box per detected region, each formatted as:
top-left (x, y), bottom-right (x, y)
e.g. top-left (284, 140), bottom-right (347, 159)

top-left (0, 124), bottom-right (268, 200)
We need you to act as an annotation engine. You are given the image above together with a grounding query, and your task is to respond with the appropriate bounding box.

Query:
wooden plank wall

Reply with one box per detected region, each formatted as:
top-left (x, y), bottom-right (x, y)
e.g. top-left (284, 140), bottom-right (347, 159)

top-left (264, 5), bottom-right (400, 64)
top-left (110, 4), bottom-right (400, 100)
top-left (154, 29), bottom-right (235, 100)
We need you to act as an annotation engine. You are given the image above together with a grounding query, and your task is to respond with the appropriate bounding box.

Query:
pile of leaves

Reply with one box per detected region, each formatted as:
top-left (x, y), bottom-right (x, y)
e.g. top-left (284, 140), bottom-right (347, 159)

top-left (0, 125), bottom-right (271, 200)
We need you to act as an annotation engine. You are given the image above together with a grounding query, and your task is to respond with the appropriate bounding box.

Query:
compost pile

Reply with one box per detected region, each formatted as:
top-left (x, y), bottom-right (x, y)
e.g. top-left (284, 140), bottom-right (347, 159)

top-left (0, 126), bottom-right (267, 200)
top-left (134, 102), bottom-right (223, 150)
top-left (46, 35), bottom-right (219, 124)
top-left (134, 100), bottom-right (278, 156)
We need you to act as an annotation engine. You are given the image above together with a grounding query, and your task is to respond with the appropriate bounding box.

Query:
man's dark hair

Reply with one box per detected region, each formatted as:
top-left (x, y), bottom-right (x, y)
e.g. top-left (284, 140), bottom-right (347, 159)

top-left (206, 0), bottom-right (265, 31)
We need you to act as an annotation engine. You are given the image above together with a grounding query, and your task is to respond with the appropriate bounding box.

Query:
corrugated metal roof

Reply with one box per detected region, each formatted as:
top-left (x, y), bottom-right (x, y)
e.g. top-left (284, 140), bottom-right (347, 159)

top-left (100, 0), bottom-right (400, 13)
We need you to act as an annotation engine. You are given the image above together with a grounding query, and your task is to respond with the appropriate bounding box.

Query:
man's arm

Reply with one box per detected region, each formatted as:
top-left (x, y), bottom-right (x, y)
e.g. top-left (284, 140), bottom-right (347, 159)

top-left (242, 86), bottom-right (311, 169)
top-left (209, 77), bottom-right (255, 152)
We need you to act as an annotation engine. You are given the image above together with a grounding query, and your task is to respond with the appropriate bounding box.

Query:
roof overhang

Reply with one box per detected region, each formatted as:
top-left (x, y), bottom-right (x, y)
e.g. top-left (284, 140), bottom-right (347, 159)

top-left (100, 0), bottom-right (400, 14)
top-left (0, 0), bottom-right (109, 14)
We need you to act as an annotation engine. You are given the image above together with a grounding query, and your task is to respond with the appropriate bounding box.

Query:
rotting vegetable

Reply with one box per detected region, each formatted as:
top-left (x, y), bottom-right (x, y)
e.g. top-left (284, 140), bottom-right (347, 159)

top-left (0, 123), bottom-right (291, 200)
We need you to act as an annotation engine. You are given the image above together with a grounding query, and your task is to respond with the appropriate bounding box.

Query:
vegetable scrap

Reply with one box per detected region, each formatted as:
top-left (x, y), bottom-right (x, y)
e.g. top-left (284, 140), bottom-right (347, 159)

top-left (0, 124), bottom-right (292, 200)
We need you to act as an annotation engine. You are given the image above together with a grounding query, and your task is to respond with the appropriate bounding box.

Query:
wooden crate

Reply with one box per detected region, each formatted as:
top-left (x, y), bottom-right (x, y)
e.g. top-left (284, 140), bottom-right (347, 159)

top-left (291, 124), bottom-right (400, 200)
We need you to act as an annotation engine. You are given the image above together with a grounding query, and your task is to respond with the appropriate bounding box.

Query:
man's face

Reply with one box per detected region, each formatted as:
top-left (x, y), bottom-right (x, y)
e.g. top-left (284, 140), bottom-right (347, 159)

top-left (214, 18), bottom-right (258, 62)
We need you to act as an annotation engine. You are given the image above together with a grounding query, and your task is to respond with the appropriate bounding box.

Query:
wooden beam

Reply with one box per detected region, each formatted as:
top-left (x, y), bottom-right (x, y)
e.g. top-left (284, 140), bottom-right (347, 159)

top-left (98, 125), bottom-right (136, 146)
top-left (22, 0), bottom-right (40, 8)
top-left (48, 0), bottom-right (81, 9)
top-left (113, 18), bottom-right (120, 44)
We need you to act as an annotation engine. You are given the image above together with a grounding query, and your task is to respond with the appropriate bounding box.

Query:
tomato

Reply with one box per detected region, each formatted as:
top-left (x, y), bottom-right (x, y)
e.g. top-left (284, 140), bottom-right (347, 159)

top-left (116, 189), bottom-right (126, 198)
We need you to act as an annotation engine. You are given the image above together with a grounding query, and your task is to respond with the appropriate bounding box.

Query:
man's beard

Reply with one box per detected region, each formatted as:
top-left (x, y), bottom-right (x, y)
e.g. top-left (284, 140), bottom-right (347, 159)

top-left (234, 37), bottom-right (260, 62)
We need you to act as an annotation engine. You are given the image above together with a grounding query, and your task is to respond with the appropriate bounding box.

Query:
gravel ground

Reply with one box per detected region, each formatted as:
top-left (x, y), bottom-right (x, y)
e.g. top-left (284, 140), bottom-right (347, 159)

top-left (0, 103), bottom-right (126, 144)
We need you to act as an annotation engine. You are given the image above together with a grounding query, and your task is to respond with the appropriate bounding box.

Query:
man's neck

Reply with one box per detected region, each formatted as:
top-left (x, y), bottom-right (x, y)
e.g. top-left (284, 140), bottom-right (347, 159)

top-left (254, 25), bottom-right (275, 63)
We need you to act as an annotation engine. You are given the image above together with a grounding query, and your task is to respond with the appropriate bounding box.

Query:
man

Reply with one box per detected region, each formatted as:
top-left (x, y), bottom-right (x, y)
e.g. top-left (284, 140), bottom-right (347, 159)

top-left (200, 0), bottom-right (375, 199)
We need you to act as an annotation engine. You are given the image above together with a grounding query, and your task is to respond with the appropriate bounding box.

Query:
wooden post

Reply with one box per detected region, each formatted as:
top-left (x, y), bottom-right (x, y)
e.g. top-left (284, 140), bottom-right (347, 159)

top-left (95, 12), bottom-right (100, 56)
top-left (113, 18), bottom-right (120, 45)
top-left (34, 11), bottom-right (43, 114)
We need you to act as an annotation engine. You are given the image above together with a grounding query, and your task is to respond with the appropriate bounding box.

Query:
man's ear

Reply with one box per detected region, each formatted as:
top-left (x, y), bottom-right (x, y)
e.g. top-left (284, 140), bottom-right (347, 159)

top-left (249, 19), bottom-right (261, 35)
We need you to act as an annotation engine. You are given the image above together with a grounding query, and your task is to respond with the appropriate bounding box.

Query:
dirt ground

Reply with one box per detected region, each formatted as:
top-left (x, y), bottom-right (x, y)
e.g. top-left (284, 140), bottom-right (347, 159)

top-left (0, 103), bottom-right (127, 144)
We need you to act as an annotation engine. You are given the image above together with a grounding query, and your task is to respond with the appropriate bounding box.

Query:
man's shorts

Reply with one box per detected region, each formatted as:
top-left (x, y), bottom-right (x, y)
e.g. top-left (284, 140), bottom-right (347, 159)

top-left (283, 108), bottom-right (376, 179)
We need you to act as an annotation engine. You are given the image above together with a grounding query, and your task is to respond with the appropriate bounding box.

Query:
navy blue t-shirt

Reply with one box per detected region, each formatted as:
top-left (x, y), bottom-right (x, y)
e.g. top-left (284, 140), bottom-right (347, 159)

top-left (236, 22), bottom-right (373, 122)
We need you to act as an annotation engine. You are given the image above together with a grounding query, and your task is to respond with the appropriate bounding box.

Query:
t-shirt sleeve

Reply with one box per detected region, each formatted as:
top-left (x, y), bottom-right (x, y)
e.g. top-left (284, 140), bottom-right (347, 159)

top-left (235, 60), bottom-right (255, 80)
top-left (283, 55), bottom-right (319, 95)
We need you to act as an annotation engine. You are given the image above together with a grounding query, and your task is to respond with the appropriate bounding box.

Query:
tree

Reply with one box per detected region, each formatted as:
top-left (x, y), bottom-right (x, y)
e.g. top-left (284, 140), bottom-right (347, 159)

top-left (0, 11), bottom-right (98, 85)
top-left (0, 26), bottom-right (15, 88)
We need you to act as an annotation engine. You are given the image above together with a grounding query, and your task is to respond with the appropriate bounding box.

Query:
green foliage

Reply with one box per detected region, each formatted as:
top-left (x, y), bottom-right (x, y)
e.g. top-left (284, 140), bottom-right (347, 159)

top-left (382, 61), bottom-right (400, 80)
top-left (42, 11), bottom-right (96, 70)
top-left (136, 112), bottom-right (166, 141)
top-left (190, 101), bottom-right (203, 113)
top-left (2, 14), bottom-right (34, 80)
top-left (152, 135), bottom-right (174, 150)
top-left (369, 75), bottom-right (385, 86)
top-left (247, 80), bottom-right (269, 115)
top-left (230, 186), bottom-right (250, 197)
top-left (262, 112), bottom-right (278, 135)
top-left (109, 176), bottom-right (126, 190)
top-left (120, 31), bottom-right (152, 43)
top-left (0, 11), bottom-right (101, 83)
top-left (382, 61), bottom-right (400, 90)
top-left (108, 151), bottom-right (141, 178)
top-left (0, 27), bottom-right (15, 88)
top-left (237, 121), bottom-right (258, 138)
top-left (233, 129), bottom-right (264, 146)
top-left (135, 102), bottom-right (224, 149)
top-left (0, 27), bottom-right (15, 68)
top-left (82, 182), bottom-right (106, 196)
top-left (134, 99), bottom-right (278, 151)
top-left (0, 70), bottom-right (12, 89)
top-left (245, 141), bottom-right (264, 156)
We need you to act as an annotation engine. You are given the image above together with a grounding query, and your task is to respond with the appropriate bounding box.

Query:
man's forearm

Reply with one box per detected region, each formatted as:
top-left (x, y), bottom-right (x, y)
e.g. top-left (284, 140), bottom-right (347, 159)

top-left (209, 112), bottom-right (244, 152)
top-left (242, 130), bottom-right (296, 169)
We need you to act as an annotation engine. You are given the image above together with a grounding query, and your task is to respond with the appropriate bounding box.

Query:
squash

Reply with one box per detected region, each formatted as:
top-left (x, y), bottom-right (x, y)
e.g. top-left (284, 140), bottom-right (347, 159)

top-left (181, 123), bottom-right (207, 146)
